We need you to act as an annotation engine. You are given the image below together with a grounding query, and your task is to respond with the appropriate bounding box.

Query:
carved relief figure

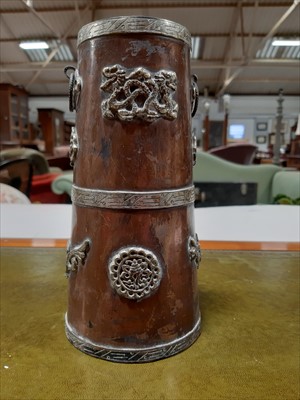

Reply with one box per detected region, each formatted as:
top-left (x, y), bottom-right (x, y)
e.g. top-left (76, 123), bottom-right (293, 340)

top-left (101, 64), bottom-right (178, 122)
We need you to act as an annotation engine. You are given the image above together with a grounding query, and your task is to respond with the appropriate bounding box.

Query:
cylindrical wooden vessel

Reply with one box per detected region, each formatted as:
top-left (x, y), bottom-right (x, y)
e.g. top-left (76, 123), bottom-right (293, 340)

top-left (65, 16), bottom-right (201, 363)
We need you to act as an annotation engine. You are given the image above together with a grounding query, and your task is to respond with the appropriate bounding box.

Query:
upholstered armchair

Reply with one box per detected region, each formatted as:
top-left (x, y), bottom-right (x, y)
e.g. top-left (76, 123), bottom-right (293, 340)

top-left (0, 147), bottom-right (60, 175)
top-left (0, 148), bottom-right (72, 203)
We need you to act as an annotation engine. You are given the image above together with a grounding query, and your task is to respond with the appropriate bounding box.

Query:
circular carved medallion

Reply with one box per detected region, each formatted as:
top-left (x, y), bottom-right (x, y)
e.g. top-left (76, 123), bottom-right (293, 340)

top-left (108, 246), bottom-right (162, 300)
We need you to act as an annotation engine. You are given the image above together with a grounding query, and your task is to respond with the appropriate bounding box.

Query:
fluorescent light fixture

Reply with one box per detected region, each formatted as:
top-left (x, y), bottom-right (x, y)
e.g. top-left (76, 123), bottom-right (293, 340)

top-left (272, 39), bottom-right (300, 46)
top-left (19, 41), bottom-right (49, 50)
top-left (191, 36), bottom-right (201, 59)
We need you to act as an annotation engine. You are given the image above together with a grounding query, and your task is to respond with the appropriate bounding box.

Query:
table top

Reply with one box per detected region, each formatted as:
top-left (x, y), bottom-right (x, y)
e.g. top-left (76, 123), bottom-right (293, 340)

top-left (1, 204), bottom-right (299, 251)
top-left (1, 247), bottom-right (299, 400)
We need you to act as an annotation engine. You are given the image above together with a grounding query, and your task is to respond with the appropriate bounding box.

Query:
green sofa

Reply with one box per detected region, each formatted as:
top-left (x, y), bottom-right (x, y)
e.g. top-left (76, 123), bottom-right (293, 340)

top-left (51, 172), bottom-right (73, 199)
top-left (51, 151), bottom-right (300, 204)
top-left (194, 152), bottom-right (300, 204)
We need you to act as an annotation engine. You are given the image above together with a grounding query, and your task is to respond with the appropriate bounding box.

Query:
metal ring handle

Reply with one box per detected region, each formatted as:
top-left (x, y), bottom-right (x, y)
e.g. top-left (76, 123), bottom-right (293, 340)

top-left (64, 66), bottom-right (76, 80)
top-left (191, 75), bottom-right (199, 118)
top-left (64, 66), bottom-right (77, 112)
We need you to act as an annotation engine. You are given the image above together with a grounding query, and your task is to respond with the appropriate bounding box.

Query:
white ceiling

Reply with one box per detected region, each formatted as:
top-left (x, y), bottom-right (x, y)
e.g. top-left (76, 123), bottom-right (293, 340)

top-left (0, 0), bottom-right (299, 98)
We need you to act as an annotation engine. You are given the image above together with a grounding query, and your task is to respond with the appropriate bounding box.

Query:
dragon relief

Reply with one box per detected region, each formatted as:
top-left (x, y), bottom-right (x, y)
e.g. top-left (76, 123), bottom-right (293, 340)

top-left (188, 234), bottom-right (201, 269)
top-left (100, 64), bottom-right (178, 122)
top-left (69, 126), bottom-right (78, 167)
top-left (65, 239), bottom-right (90, 278)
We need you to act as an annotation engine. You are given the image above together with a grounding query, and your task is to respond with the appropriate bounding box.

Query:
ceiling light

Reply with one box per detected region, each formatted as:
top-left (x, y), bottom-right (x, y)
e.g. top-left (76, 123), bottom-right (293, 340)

top-left (191, 36), bottom-right (201, 59)
top-left (272, 39), bottom-right (300, 46)
top-left (19, 41), bottom-right (49, 50)
top-left (25, 0), bottom-right (33, 7)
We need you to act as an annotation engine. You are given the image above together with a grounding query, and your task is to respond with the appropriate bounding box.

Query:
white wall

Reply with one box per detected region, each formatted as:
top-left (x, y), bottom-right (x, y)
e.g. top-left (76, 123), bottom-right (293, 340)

top-left (194, 95), bottom-right (299, 149)
top-left (29, 95), bottom-right (299, 149)
top-left (28, 97), bottom-right (75, 125)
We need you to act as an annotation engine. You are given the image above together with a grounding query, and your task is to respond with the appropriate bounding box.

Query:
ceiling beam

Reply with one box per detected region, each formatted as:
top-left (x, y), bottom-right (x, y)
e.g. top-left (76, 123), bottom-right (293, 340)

top-left (74, 0), bottom-right (82, 26)
top-left (0, 15), bottom-right (23, 85)
top-left (193, 58), bottom-right (300, 68)
top-left (215, 0), bottom-right (300, 97)
top-left (21, 0), bottom-right (60, 38)
top-left (1, 59), bottom-right (298, 72)
top-left (9, 78), bottom-right (300, 86)
top-left (239, 1), bottom-right (246, 59)
top-left (2, 31), bottom-right (298, 44)
top-left (215, 2), bottom-right (241, 93)
top-left (1, 2), bottom-right (296, 13)
top-left (244, 0), bottom-right (259, 60)
top-left (217, 0), bottom-right (255, 92)
top-left (24, 4), bottom-right (91, 89)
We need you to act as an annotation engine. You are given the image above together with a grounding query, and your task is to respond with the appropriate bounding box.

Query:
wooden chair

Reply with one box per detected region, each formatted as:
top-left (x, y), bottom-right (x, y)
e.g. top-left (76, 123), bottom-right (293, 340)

top-left (0, 147), bottom-right (50, 175)
top-left (0, 158), bottom-right (33, 198)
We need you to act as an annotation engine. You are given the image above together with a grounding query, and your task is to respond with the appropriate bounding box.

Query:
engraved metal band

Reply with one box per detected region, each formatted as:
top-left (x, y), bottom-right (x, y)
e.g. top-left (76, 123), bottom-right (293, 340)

top-left (72, 185), bottom-right (195, 210)
top-left (65, 314), bottom-right (201, 363)
top-left (78, 16), bottom-right (191, 47)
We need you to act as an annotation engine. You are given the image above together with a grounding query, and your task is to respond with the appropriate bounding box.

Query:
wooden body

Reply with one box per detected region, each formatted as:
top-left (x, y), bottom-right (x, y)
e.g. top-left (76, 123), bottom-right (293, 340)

top-left (66, 17), bottom-right (201, 362)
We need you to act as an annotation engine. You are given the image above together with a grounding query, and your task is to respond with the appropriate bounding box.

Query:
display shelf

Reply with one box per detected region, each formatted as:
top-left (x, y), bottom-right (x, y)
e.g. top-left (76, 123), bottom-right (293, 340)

top-left (0, 83), bottom-right (31, 146)
top-left (38, 108), bottom-right (65, 155)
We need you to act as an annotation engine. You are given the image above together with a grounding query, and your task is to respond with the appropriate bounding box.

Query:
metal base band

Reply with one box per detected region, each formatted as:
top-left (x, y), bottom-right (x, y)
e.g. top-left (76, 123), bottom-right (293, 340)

top-left (65, 314), bottom-right (201, 363)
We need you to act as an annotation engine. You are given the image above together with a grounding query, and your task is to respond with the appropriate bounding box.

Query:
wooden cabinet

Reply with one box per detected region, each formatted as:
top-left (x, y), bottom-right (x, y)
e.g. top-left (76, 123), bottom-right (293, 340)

top-left (38, 108), bottom-right (65, 155)
top-left (0, 83), bottom-right (30, 148)
top-left (64, 120), bottom-right (74, 143)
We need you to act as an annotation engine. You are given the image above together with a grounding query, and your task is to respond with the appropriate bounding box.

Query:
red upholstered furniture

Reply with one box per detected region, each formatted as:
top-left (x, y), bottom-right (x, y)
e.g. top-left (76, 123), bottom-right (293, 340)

top-left (30, 173), bottom-right (68, 203)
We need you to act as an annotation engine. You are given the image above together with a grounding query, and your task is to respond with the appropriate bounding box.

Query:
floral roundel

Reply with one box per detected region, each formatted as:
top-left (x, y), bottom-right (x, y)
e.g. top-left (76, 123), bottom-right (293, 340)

top-left (108, 246), bottom-right (162, 300)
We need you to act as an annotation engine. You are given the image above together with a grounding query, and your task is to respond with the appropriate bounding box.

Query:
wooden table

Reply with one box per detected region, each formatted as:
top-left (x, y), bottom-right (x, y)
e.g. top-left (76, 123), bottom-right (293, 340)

top-left (1, 204), bottom-right (299, 399)
top-left (286, 155), bottom-right (300, 170)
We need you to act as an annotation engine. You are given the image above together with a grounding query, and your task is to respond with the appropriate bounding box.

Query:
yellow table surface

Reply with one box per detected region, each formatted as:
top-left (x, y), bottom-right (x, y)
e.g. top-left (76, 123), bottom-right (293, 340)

top-left (1, 248), bottom-right (299, 400)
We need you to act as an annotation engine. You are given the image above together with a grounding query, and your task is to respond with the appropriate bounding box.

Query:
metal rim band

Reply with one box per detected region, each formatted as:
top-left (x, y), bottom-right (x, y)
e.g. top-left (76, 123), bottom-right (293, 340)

top-left (77, 16), bottom-right (191, 47)
top-left (72, 185), bottom-right (195, 209)
top-left (65, 314), bottom-right (201, 363)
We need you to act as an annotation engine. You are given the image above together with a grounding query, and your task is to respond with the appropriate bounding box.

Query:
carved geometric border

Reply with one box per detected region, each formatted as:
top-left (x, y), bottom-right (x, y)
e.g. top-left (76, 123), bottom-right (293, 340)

top-left (65, 314), bottom-right (201, 363)
top-left (78, 16), bottom-right (191, 47)
top-left (72, 185), bottom-right (195, 210)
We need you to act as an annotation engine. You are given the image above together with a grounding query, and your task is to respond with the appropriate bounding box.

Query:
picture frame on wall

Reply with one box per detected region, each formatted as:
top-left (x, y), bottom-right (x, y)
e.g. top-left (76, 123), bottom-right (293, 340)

top-left (256, 122), bottom-right (268, 131)
top-left (256, 135), bottom-right (267, 144)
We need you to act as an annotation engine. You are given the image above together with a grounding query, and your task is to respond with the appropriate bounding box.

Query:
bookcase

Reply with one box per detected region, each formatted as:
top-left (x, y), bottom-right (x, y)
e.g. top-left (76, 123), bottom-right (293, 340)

top-left (37, 108), bottom-right (65, 155)
top-left (0, 83), bottom-right (30, 148)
